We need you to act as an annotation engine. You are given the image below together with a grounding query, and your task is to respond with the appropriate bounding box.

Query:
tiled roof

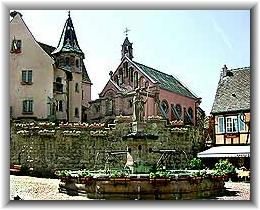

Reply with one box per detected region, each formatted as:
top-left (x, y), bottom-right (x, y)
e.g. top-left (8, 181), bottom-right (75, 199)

top-left (211, 67), bottom-right (250, 114)
top-left (37, 42), bottom-right (55, 57)
top-left (133, 61), bottom-right (198, 99)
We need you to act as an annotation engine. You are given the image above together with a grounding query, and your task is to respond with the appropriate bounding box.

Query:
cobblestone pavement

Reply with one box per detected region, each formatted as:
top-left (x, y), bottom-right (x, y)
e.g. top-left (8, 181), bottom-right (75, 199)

top-left (9, 175), bottom-right (250, 200)
top-left (10, 175), bottom-right (91, 200)
top-left (213, 181), bottom-right (250, 200)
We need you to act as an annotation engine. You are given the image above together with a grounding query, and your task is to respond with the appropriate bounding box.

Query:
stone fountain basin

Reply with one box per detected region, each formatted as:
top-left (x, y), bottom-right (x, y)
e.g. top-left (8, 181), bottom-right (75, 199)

top-left (58, 174), bottom-right (226, 200)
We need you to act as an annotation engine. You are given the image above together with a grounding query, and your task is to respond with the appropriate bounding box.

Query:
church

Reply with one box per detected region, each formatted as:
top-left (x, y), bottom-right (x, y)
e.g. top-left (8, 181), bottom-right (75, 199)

top-left (87, 30), bottom-right (204, 125)
top-left (10, 11), bottom-right (204, 125)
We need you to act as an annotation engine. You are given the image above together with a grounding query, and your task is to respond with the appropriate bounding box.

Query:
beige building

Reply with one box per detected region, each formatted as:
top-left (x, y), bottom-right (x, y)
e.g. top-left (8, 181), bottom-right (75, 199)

top-left (10, 11), bottom-right (92, 122)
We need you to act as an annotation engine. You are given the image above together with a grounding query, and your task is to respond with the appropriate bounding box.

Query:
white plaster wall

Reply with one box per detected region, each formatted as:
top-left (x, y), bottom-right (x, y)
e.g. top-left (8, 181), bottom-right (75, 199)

top-left (10, 14), bottom-right (54, 119)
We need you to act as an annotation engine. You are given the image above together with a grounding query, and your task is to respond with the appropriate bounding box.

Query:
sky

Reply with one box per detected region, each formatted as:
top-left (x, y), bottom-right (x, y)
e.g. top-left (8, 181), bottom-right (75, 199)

top-left (14, 10), bottom-right (250, 115)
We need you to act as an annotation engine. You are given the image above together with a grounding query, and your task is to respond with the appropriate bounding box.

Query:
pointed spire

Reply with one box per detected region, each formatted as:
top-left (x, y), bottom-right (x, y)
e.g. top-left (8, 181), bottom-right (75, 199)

top-left (52, 11), bottom-right (84, 57)
top-left (121, 28), bottom-right (133, 61)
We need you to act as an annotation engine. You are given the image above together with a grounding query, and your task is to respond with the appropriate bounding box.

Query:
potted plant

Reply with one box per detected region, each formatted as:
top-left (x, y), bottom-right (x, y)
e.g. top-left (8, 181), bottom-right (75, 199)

top-left (149, 170), bottom-right (171, 185)
top-left (109, 170), bottom-right (130, 184)
top-left (78, 169), bottom-right (93, 185)
top-left (211, 159), bottom-right (235, 181)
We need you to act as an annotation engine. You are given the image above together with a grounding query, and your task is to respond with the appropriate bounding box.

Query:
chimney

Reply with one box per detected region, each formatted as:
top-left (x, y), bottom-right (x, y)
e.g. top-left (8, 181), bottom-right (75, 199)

top-left (10, 11), bottom-right (23, 18)
top-left (222, 64), bottom-right (228, 77)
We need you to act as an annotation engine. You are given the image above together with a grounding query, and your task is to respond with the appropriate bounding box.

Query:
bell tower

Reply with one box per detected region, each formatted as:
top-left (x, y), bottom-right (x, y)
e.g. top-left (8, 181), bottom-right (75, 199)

top-left (51, 11), bottom-right (91, 122)
top-left (121, 27), bottom-right (133, 60)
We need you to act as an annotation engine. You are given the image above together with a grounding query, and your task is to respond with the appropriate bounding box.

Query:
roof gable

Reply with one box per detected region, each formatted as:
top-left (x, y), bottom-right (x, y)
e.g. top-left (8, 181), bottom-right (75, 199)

top-left (10, 12), bottom-right (54, 63)
top-left (211, 67), bottom-right (250, 114)
top-left (99, 79), bottom-right (124, 97)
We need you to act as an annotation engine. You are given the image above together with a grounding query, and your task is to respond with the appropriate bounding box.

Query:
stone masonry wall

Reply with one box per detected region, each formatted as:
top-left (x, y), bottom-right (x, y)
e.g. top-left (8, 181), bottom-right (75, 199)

top-left (10, 118), bottom-right (205, 174)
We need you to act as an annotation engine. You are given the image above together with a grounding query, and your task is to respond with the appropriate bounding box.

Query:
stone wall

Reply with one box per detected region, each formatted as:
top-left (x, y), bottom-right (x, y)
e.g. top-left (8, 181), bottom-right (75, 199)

top-left (10, 118), bottom-right (205, 175)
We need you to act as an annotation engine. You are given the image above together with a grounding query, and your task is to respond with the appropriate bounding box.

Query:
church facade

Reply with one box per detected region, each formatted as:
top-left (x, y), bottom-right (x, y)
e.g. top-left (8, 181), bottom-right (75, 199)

top-left (10, 11), bottom-right (92, 122)
top-left (87, 34), bottom-right (204, 125)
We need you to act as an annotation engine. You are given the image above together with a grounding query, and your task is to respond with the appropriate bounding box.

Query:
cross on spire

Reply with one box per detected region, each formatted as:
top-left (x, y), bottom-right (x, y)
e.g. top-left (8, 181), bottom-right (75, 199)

top-left (124, 27), bottom-right (130, 37)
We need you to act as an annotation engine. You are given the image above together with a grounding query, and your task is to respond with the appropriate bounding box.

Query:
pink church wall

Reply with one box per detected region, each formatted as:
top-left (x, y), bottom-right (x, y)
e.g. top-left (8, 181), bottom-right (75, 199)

top-left (159, 88), bottom-right (197, 121)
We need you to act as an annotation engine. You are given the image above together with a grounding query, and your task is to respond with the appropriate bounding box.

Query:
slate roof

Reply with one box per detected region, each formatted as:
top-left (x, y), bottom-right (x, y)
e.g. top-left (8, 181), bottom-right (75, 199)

top-left (82, 61), bottom-right (92, 84)
top-left (37, 42), bottom-right (56, 57)
top-left (211, 67), bottom-right (250, 114)
top-left (51, 13), bottom-right (84, 56)
top-left (133, 61), bottom-right (198, 99)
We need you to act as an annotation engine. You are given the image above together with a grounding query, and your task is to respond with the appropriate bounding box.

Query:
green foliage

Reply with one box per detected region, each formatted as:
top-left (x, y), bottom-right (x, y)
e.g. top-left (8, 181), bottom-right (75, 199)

top-left (78, 169), bottom-right (92, 178)
top-left (213, 159), bottom-right (235, 176)
top-left (109, 170), bottom-right (129, 178)
top-left (149, 170), bottom-right (170, 179)
top-left (191, 169), bottom-right (207, 177)
top-left (188, 158), bottom-right (204, 170)
top-left (56, 170), bottom-right (71, 177)
top-left (134, 161), bottom-right (153, 174)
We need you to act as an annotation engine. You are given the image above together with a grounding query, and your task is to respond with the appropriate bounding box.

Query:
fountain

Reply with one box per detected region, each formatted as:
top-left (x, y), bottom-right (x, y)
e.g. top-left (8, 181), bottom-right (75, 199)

top-left (58, 88), bottom-right (226, 200)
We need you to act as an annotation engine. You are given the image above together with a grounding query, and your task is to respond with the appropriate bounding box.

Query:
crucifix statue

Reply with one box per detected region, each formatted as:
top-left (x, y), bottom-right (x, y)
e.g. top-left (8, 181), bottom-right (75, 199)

top-left (132, 87), bottom-right (149, 122)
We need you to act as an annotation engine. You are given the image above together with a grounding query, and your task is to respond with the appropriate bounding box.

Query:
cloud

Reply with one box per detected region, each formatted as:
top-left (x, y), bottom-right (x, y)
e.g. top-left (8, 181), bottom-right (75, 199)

top-left (211, 17), bottom-right (233, 51)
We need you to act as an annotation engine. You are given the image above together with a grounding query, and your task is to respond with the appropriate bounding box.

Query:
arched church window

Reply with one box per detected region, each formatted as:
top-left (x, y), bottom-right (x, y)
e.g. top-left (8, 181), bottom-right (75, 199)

top-left (134, 71), bottom-right (138, 88)
top-left (175, 104), bottom-right (182, 119)
top-left (188, 107), bottom-right (193, 120)
top-left (123, 62), bottom-right (128, 77)
top-left (161, 100), bottom-right (169, 114)
top-left (105, 98), bottom-right (113, 115)
top-left (139, 76), bottom-right (145, 87)
top-left (119, 69), bottom-right (123, 85)
top-left (114, 75), bottom-right (119, 85)
top-left (129, 67), bottom-right (134, 82)
top-left (145, 81), bottom-right (149, 88)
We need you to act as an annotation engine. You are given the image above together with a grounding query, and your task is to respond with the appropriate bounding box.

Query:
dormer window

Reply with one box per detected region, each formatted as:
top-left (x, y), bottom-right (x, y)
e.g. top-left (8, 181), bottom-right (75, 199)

top-left (11, 39), bottom-right (22, 53)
